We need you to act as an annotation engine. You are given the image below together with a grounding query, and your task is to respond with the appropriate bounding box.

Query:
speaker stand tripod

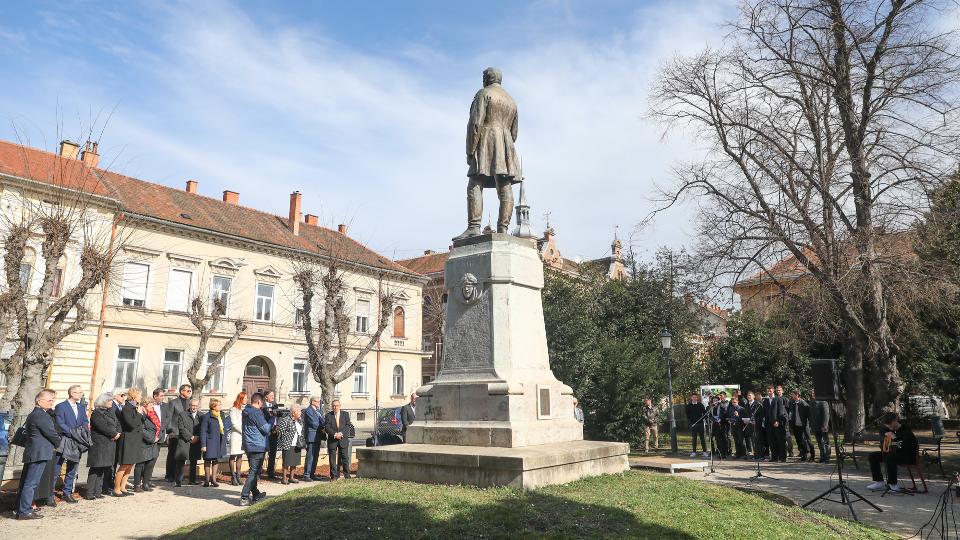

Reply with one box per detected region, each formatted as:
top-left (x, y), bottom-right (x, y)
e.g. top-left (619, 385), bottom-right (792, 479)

top-left (801, 408), bottom-right (881, 522)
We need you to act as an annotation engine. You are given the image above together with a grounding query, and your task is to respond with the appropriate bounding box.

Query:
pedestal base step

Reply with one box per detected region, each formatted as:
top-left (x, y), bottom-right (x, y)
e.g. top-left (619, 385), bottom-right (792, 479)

top-left (357, 440), bottom-right (629, 490)
top-left (628, 456), bottom-right (709, 474)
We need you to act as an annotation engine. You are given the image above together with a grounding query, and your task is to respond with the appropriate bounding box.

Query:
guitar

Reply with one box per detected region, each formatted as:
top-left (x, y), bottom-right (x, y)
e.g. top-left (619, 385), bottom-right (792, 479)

top-left (881, 432), bottom-right (902, 453)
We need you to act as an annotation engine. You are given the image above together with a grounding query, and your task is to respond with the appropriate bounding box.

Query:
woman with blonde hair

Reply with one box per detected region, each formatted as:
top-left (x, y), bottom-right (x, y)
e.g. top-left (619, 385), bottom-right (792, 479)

top-left (227, 391), bottom-right (247, 485)
top-left (114, 387), bottom-right (145, 496)
top-left (200, 397), bottom-right (232, 487)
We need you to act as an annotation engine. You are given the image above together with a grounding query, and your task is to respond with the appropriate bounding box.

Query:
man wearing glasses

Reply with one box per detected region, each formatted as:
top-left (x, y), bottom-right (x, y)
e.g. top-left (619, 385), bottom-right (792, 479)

top-left (17, 389), bottom-right (61, 519)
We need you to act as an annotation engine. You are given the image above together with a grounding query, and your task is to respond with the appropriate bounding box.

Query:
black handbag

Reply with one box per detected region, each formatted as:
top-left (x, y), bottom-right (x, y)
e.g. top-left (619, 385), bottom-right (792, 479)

top-left (11, 426), bottom-right (27, 447)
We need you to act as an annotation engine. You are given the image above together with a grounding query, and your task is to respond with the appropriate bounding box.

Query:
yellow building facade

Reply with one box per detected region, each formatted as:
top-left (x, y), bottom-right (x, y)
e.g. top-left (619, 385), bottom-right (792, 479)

top-left (0, 139), bottom-right (425, 432)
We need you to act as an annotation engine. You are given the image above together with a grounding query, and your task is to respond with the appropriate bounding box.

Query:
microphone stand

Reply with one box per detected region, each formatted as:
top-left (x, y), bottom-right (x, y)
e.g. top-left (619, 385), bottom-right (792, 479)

top-left (747, 405), bottom-right (775, 481)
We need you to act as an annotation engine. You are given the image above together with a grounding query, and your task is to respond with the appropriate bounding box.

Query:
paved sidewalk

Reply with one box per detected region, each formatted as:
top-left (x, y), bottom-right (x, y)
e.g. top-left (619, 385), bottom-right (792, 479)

top-left (671, 457), bottom-right (951, 537)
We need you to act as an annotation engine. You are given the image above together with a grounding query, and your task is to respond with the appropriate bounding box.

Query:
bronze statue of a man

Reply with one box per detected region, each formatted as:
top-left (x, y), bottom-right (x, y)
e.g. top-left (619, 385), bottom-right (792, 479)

top-left (453, 67), bottom-right (521, 241)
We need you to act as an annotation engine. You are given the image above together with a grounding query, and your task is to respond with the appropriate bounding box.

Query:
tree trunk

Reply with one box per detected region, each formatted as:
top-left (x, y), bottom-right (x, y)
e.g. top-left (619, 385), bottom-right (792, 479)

top-left (10, 353), bottom-right (46, 417)
top-left (321, 380), bottom-right (335, 416)
top-left (842, 334), bottom-right (865, 439)
top-left (862, 272), bottom-right (903, 414)
top-left (0, 348), bottom-right (25, 412)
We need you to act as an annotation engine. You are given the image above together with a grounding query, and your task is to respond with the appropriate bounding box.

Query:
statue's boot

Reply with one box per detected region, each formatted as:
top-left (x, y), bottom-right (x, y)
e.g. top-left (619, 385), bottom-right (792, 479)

top-left (454, 177), bottom-right (484, 241)
top-left (452, 226), bottom-right (481, 242)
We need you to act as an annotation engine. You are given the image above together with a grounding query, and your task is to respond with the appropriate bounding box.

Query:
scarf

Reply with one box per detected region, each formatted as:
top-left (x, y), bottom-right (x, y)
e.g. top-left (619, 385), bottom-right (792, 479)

top-left (212, 409), bottom-right (224, 434)
top-left (145, 407), bottom-right (161, 443)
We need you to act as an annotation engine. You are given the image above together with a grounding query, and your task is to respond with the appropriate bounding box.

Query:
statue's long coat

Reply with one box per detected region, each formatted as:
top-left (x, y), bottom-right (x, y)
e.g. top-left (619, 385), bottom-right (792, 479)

top-left (466, 83), bottom-right (521, 188)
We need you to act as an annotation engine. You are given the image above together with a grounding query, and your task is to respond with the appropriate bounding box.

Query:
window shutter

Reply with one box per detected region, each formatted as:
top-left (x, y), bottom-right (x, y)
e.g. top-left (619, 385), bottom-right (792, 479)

top-left (122, 263), bottom-right (149, 305)
top-left (166, 269), bottom-right (192, 312)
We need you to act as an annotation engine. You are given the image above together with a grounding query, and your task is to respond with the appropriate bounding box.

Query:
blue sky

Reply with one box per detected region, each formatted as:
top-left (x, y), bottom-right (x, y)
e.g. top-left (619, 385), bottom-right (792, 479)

top-left (0, 0), bottom-right (735, 262)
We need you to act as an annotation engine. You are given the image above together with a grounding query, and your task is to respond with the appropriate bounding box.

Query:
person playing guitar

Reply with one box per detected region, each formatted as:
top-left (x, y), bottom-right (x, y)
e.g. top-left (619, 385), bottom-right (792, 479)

top-left (866, 411), bottom-right (919, 492)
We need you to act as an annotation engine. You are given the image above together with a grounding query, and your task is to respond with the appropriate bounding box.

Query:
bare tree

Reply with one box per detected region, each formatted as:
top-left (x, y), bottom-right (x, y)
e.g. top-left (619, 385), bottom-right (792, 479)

top-left (0, 138), bottom-right (122, 418)
top-left (648, 0), bottom-right (960, 432)
top-left (422, 286), bottom-right (446, 375)
top-left (184, 296), bottom-right (248, 403)
top-left (294, 261), bottom-right (395, 412)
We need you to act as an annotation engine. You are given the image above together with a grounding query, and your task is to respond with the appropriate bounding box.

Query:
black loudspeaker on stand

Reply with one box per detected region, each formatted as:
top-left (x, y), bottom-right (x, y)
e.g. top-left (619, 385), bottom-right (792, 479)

top-left (801, 359), bottom-right (882, 522)
top-left (811, 359), bottom-right (841, 401)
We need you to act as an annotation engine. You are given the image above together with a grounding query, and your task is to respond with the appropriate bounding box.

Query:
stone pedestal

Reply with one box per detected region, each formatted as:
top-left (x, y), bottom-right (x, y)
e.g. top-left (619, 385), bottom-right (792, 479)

top-left (358, 233), bottom-right (629, 489)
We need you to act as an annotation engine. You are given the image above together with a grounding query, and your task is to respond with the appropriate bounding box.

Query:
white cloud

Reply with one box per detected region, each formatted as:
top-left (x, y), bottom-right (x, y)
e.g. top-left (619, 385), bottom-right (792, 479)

top-left (2, 0), bottom-right (735, 263)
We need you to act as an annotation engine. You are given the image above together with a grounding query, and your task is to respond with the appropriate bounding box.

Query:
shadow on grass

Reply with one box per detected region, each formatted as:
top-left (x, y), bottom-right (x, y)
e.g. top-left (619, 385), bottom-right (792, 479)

top-left (163, 487), bottom-right (695, 540)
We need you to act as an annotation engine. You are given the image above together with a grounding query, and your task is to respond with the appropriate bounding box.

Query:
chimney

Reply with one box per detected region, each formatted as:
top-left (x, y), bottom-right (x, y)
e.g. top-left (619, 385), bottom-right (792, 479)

top-left (424, 249), bottom-right (435, 255)
top-left (58, 140), bottom-right (80, 160)
top-left (223, 190), bottom-right (239, 205)
top-left (289, 191), bottom-right (302, 236)
top-left (337, 224), bottom-right (348, 235)
top-left (304, 214), bottom-right (318, 226)
top-left (80, 141), bottom-right (100, 168)
top-left (185, 180), bottom-right (198, 194)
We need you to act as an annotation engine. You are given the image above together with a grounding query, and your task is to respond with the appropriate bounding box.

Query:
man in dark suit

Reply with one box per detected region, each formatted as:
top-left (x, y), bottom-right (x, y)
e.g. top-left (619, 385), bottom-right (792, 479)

top-left (165, 384), bottom-right (192, 482)
top-left (262, 390), bottom-right (279, 479)
top-left (808, 390), bottom-right (831, 463)
top-left (726, 396), bottom-right (746, 458)
top-left (787, 389), bottom-right (814, 461)
top-left (711, 394), bottom-right (730, 458)
top-left (765, 385), bottom-right (788, 462)
top-left (401, 393), bottom-right (417, 442)
top-left (18, 389), bottom-right (62, 519)
top-left (743, 391), bottom-right (761, 458)
top-left (324, 399), bottom-right (352, 479)
top-left (301, 396), bottom-right (325, 481)
top-left (53, 384), bottom-right (88, 503)
top-left (187, 399), bottom-right (202, 484)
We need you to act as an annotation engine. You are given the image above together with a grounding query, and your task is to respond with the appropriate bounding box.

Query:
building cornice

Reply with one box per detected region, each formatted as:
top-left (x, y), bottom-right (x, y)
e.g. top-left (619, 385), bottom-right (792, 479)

top-left (121, 212), bottom-right (428, 286)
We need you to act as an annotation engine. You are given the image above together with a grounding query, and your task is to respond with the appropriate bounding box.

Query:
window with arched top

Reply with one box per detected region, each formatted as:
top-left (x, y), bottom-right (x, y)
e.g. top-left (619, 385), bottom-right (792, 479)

top-left (393, 306), bottom-right (405, 338)
top-left (392, 365), bottom-right (404, 396)
top-left (245, 357), bottom-right (271, 378)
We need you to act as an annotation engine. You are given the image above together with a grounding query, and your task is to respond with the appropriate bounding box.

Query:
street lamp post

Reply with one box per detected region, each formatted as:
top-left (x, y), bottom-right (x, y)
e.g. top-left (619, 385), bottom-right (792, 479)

top-left (660, 328), bottom-right (678, 454)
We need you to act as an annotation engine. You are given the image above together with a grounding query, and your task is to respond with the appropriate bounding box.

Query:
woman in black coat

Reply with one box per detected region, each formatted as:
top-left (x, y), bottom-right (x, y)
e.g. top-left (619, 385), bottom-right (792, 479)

top-left (114, 388), bottom-right (145, 496)
top-left (87, 394), bottom-right (121, 499)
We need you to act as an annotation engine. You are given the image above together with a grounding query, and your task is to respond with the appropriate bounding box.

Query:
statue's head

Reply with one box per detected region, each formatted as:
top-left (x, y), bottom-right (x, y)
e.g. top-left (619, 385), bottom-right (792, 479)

top-left (460, 273), bottom-right (480, 303)
top-left (483, 67), bottom-right (502, 87)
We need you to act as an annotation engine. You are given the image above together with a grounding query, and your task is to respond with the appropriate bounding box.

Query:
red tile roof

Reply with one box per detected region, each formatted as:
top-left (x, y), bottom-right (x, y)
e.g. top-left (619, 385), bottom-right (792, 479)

top-left (735, 232), bottom-right (916, 287)
top-left (0, 140), bottom-right (109, 196)
top-left (397, 251), bottom-right (449, 275)
top-left (0, 140), bottom-right (419, 277)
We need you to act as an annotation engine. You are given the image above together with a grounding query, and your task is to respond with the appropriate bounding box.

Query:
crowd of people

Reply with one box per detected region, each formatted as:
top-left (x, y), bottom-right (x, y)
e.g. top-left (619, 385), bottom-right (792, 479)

top-left (14, 385), bottom-right (419, 518)
top-left (670, 385), bottom-right (918, 493)
top-left (678, 385), bottom-right (832, 463)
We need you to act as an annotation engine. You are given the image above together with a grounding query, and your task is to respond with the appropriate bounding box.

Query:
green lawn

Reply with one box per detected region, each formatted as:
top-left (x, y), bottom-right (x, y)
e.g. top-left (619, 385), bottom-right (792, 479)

top-left (164, 471), bottom-right (892, 540)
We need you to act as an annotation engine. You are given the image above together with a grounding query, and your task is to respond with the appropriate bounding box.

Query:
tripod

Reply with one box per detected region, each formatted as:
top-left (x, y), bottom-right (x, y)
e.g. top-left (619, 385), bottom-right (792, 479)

top-left (801, 406), bottom-right (882, 522)
top-left (748, 406), bottom-right (775, 482)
